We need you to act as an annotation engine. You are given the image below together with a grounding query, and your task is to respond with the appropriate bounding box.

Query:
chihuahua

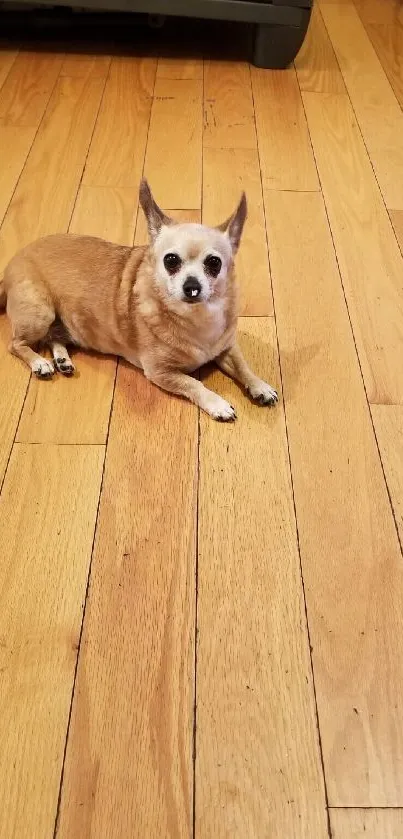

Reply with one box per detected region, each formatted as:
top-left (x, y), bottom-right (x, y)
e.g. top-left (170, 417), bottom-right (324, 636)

top-left (0, 180), bottom-right (278, 420)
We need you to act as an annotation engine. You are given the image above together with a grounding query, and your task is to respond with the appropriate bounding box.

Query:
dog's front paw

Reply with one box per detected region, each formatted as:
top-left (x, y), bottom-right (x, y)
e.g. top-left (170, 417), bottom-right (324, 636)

top-left (32, 358), bottom-right (55, 380)
top-left (203, 393), bottom-right (237, 422)
top-left (247, 380), bottom-right (278, 406)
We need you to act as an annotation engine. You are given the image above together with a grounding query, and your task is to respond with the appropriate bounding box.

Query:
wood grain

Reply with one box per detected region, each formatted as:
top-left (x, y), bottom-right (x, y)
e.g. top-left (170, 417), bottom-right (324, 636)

top-left (0, 76), bottom-right (105, 273)
top-left (322, 3), bottom-right (403, 210)
top-left (390, 209), bottom-right (403, 252)
top-left (0, 443), bottom-right (104, 839)
top-left (0, 51), bottom-right (63, 127)
top-left (71, 185), bottom-right (138, 245)
top-left (0, 125), bottom-right (35, 225)
top-left (303, 91), bottom-right (403, 405)
top-left (144, 78), bottom-right (202, 208)
top-left (365, 23), bottom-right (403, 108)
top-left (371, 405), bottom-right (403, 546)
top-left (16, 351), bottom-right (116, 445)
top-left (60, 52), bottom-right (111, 79)
top-left (134, 206), bottom-right (201, 246)
top-left (354, 0), bottom-right (403, 25)
top-left (196, 317), bottom-right (327, 838)
top-left (265, 189), bottom-right (403, 806)
top-left (203, 147), bottom-right (273, 316)
top-left (0, 47), bottom-right (18, 91)
top-left (251, 66), bottom-right (319, 191)
top-left (295, 5), bottom-right (346, 93)
top-left (331, 808), bottom-right (403, 838)
top-left (83, 57), bottom-right (156, 188)
top-left (56, 362), bottom-right (197, 839)
top-left (203, 60), bottom-right (256, 148)
top-left (157, 56), bottom-right (203, 80)
top-left (0, 317), bottom-right (29, 485)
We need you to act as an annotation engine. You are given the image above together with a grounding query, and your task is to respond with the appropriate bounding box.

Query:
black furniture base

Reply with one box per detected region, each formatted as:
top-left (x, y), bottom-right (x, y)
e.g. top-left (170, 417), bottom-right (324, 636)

top-left (0, 0), bottom-right (313, 69)
top-left (253, 19), bottom-right (310, 69)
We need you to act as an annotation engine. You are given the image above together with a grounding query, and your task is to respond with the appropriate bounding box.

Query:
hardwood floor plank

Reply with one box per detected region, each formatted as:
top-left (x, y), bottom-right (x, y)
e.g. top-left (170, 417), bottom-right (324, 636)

top-left (331, 808), bottom-right (403, 838)
top-left (0, 124), bottom-right (35, 225)
top-left (322, 3), bottom-right (403, 210)
top-left (83, 57), bottom-right (156, 188)
top-left (365, 23), bottom-right (403, 109)
top-left (203, 60), bottom-right (256, 149)
top-left (303, 91), bottom-right (403, 405)
top-left (371, 405), bottom-right (403, 546)
top-left (265, 189), bottom-right (403, 805)
top-left (390, 209), bottom-right (403, 252)
top-left (0, 443), bottom-right (104, 839)
top-left (0, 318), bottom-right (29, 485)
top-left (16, 353), bottom-right (116, 445)
top-left (203, 147), bottom-right (273, 316)
top-left (156, 56), bottom-right (203, 80)
top-left (134, 206), bottom-right (201, 245)
top-left (251, 66), bottom-right (319, 191)
top-left (71, 184), bottom-right (138, 245)
top-left (144, 78), bottom-right (202, 208)
top-left (354, 0), bottom-right (403, 25)
top-left (56, 363), bottom-right (197, 838)
top-left (0, 47), bottom-right (18, 92)
top-left (0, 76), bottom-right (106, 274)
top-left (60, 52), bottom-right (111, 79)
top-left (0, 51), bottom-right (63, 128)
top-left (295, 5), bottom-right (346, 94)
top-left (196, 317), bottom-right (328, 839)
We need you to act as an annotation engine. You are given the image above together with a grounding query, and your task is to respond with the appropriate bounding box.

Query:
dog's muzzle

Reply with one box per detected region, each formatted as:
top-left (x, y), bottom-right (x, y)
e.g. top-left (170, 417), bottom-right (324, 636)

top-left (183, 276), bottom-right (202, 302)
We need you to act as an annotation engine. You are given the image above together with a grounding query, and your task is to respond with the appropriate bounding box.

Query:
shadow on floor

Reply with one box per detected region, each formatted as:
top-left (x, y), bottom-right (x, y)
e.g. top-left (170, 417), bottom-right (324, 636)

top-left (0, 7), bottom-right (254, 64)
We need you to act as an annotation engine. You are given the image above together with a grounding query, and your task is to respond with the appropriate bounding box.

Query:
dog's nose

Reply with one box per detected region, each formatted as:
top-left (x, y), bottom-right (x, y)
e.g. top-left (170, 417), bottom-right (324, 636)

top-left (183, 276), bottom-right (202, 301)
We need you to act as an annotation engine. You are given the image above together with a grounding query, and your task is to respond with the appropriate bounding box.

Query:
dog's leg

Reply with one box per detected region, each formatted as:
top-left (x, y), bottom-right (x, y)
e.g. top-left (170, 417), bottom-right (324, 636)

top-left (145, 368), bottom-right (237, 421)
top-left (216, 343), bottom-right (278, 406)
top-left (50, 341), bottom-right (75, 376)
top-left (7, 267), bottom-right (56, 379)
top-left (11, 338), bottom-right (55, 379)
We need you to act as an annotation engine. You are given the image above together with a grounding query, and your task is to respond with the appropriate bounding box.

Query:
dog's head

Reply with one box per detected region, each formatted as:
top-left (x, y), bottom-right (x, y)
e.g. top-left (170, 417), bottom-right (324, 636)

top-left (139, 179), bottom-right (246, 306)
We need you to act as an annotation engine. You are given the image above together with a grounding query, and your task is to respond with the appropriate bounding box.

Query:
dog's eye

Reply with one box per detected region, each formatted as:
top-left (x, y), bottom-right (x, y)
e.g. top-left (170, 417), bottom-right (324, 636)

top-left (204, 255), bottom-right (222, 277)
top-left (163, 253), bottom-right (181, 274)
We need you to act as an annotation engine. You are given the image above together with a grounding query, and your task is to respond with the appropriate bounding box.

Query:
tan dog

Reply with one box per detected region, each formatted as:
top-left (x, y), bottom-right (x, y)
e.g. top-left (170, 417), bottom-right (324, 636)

top-left (0, 180), bottom-right (278, 420)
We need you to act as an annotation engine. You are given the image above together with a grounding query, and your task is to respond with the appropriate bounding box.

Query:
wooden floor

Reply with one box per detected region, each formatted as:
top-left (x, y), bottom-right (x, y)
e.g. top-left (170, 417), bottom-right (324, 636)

top-left (1, 0), bottom-right (403, 836)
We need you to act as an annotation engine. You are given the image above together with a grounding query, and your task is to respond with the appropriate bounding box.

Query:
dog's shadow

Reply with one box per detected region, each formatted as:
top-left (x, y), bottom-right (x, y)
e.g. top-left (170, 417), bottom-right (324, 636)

top-left (201, 328), bottom-right (319, 405)
top-left (117, 327), bottom-right (319, 424)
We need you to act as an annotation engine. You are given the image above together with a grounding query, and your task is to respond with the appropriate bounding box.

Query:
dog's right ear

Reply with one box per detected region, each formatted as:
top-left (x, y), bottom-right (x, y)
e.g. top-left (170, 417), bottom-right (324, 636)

top-left (139, 179), bottom-right (172, 242)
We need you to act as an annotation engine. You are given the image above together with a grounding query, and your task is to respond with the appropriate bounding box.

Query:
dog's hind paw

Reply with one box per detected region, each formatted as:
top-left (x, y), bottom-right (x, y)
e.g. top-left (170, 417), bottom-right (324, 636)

top-left (32, 358), bottom-right (55, 379)
top-left (55, 356), bottom-right (75, 376)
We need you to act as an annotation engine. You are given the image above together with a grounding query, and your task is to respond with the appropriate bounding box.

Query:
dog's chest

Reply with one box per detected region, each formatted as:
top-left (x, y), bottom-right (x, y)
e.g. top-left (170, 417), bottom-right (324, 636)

top-left (185, 310), bottom-right (234, 370)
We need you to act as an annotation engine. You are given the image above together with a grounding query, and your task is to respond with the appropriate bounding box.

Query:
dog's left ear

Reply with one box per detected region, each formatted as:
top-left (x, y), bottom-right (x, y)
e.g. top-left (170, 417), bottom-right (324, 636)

top-left (139, 179), bottom-right (172, 242)
top-left (216, 192), bottom-right (247, 254)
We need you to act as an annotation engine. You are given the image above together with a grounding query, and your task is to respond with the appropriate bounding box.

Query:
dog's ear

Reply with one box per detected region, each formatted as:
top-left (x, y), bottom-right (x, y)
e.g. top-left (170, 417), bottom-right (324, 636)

top-left (216, 192), bottom-right (247, 254)
top-left (139, 179), bottom-right (172, 242)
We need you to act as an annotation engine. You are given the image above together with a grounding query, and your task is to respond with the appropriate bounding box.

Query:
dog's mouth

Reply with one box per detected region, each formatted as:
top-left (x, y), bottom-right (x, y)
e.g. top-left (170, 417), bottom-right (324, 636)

top-left (182, 294), bottom-right (202, 304)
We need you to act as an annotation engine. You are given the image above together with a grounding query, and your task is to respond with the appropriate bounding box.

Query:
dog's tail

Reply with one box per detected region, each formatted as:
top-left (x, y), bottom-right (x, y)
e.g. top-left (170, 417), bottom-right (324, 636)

top-left (0, 275), bottom-right (6, 310)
